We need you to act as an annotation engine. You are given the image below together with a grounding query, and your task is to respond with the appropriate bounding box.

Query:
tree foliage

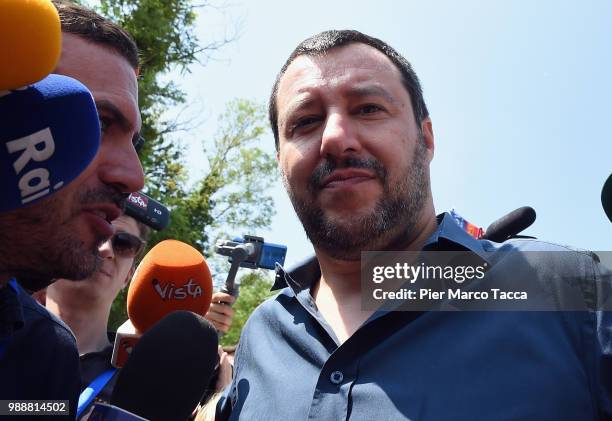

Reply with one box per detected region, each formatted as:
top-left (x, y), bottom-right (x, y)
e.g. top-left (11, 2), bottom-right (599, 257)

top-left (95, 0), bottom-right (237, 203)
top-left (109, 98), bottom-right (276, 330)
top-left (149, 99), bottom-right (277, 253)
top-left (90, 0), bottom-right (278, 330)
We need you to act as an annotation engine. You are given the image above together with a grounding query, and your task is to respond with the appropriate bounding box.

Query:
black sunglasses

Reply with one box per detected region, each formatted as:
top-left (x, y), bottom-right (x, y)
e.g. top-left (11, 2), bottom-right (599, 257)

top-left (111, 232), bottom-right (145, 258)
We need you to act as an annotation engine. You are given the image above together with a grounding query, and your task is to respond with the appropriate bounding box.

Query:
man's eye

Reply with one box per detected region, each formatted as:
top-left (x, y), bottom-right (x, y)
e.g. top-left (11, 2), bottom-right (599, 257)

top-left (358, 104), bottom-right (384, 115)
top-left (99, 116), bottom-right (111, 132)
top-left (292, 116), bottom-right (320, 133)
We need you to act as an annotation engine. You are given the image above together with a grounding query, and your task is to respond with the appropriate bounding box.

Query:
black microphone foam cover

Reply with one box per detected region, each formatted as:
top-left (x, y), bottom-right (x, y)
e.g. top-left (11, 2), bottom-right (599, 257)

top-left (602, 174), bottom-right (612, 223)
top-left (483, 206), bottom-right (536, 242)
top-left (111, 311), bottom-right (219, 421)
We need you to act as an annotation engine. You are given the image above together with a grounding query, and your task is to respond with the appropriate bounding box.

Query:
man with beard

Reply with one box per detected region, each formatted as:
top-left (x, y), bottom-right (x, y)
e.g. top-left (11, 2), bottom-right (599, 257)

top-left (0, 1), bottom-right (144, 416)
top-left (216, 30), bottom-right (612, 420)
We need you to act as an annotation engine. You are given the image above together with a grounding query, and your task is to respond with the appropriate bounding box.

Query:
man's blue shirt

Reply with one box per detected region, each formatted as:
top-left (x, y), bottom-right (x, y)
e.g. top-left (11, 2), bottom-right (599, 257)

top-left (218, 213), bottom-right (612, 420)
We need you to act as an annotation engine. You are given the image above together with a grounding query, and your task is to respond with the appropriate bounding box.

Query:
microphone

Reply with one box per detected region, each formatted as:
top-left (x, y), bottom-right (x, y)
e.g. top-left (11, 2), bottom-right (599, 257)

top-left (602, 174), bottom-right (612, 223)
top-left (125, 191), bottom-right (170, 231)
top-left (110, 311), bottom-right (219, 421)
top-left (0, 1), bottom-right (101, 212)
top-left (111, 240), bottom-right (213, 367)
top-left (0, 0), bottom-right (61, 91)
top-left (482, 206), bottom-right (537, 242)
top-left (0, 74), bottom-right (101, 212)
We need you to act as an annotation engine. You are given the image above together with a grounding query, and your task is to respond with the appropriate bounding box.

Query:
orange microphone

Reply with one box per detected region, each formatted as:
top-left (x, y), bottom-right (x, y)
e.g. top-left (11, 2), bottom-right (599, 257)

top-left (111, 240), bottom-right (213, 367)
top-left (0, 0), bottom-right (62, 91)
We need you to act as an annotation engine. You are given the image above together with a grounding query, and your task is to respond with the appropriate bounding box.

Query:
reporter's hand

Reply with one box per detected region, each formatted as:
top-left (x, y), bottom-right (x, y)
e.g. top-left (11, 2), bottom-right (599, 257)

top-left (205, 292), bottom-right (236, 333)
top-left (215, 346), bottom-right (233, 392)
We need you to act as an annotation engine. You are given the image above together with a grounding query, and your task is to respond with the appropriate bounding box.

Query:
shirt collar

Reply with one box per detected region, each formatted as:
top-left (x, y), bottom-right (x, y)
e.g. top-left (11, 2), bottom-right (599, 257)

top-left (272, 212), bottom-right (493, 292)
top-left (423, 212), bottom-right (492, 264)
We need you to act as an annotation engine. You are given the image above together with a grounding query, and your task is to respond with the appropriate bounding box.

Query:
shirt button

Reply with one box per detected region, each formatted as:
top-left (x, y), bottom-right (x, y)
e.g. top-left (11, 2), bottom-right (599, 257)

top-left (330, 371), bottom-right (344, 385)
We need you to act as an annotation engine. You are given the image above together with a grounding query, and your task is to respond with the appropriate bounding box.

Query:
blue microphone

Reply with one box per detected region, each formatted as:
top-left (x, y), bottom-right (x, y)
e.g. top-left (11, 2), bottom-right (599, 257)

top-left (0, 74), bottom-right (100, 212)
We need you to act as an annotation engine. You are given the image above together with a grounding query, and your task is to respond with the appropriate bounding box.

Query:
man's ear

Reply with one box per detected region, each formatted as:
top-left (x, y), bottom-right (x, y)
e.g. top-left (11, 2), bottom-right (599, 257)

top-left (421, 117), bottom-right (434, 162)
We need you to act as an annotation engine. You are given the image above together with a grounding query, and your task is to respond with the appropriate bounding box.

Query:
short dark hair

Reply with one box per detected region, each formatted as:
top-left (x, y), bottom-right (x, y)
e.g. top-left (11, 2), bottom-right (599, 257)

top-left (52, 0), bottom-right (139, 70)
top-left (134, 220), bottom-right (151, 244)
top-left (269, 29), bottom-right (429, 150)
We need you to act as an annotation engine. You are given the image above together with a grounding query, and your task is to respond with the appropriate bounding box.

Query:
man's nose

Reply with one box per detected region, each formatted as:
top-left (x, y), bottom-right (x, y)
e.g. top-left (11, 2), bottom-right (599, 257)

top-left (98, 139), bottom-right (145, 194)
top-left (98, 237), bottom-right (115, 259)
top-left (319, 112), bottom-right (362, 159)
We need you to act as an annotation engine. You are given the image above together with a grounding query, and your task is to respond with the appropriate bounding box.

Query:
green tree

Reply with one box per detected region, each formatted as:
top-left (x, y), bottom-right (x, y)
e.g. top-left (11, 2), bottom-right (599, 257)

top-left (109, 99), bottom-right (277, 330)
top-left (81, 0), bottom-right (278, 332)
top-left (149, 98), bottom-right (277, 253)
top-left (220, 272), bottom-right (276, 346)
top-left (94, 0), bottom-right (238, 203)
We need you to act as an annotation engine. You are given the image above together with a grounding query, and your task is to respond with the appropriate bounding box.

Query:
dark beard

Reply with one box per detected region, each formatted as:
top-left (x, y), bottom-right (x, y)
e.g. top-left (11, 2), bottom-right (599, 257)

top-left (0, 185), bottom-right (124, 284)
top-left (0, 204), bottom-right (103, 286)
top-left (284, 138), bottom-right (429, 260)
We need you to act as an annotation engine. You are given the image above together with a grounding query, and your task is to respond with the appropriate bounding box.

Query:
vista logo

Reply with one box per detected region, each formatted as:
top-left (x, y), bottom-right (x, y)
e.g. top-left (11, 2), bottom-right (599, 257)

top-left (152, 278), bottom-right (203, 300)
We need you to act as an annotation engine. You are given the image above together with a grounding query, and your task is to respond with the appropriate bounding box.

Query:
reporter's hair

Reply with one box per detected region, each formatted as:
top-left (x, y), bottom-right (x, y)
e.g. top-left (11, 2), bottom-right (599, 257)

top-left (195, 392), bottom-right (222, 421)
top-left (135, 221), bottom-right (151, 243)
top-left (51, 0), bottom-right (139, 69)
top-left (269, 29), bottom-right (429, 150)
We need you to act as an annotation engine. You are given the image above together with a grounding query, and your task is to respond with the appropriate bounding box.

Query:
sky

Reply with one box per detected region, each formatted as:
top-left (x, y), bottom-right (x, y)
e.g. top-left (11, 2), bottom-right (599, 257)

top-left (165, 0), bottom-right (612, 269)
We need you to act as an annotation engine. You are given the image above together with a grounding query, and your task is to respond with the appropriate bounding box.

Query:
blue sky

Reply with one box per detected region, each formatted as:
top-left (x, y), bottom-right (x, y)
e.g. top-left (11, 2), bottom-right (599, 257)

top-left (167, 0), bottom-right (612, 268)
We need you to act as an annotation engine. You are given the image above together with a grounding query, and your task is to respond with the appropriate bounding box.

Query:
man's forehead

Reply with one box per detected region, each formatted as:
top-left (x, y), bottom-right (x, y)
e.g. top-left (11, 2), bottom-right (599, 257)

top-left (55, 33), bottom-right (140, 127)
top-left (278, 43), bottom-right (403, 103)
top-left (56, 34), bottom-right (138, 89)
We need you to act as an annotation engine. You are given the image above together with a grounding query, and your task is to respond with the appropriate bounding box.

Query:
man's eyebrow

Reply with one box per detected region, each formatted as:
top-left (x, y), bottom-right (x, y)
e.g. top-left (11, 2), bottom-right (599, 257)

top-left (278, 85), bottom-right (399, 130)
top-left (95, 99), bottom-right (141, 144)
top-left (279, 96), bottom-right (318, 127)
top-left (96, 100), bottom-right (131, 130)
top-left (346, 85), bottom-right (398, 104)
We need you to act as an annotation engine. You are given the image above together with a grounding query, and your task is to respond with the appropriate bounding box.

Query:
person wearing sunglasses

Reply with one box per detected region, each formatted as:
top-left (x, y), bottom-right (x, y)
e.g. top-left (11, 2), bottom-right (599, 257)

top-left (38, 213), bottom-right (237, 417)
